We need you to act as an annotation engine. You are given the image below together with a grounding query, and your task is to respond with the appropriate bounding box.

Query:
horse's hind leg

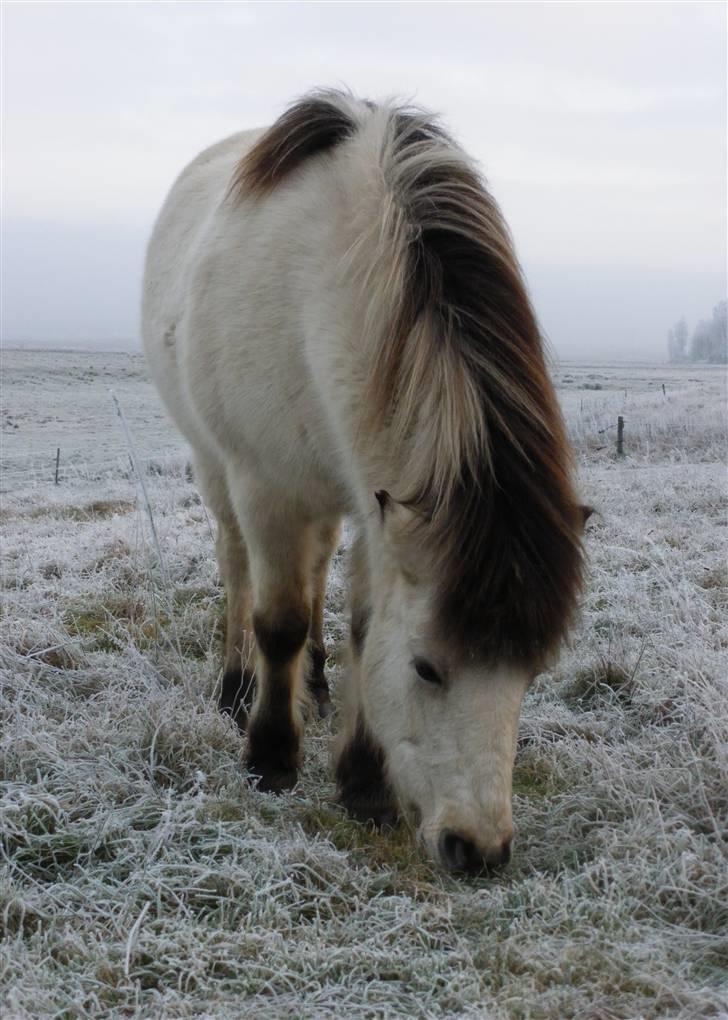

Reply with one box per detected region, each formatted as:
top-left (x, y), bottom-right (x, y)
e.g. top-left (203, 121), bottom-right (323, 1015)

top-left (193, 453), bottom-right (255, 728)
top-left (217, 524), bottom-right (256, 726)
top-left (307, 518), bottom-right (341, 718)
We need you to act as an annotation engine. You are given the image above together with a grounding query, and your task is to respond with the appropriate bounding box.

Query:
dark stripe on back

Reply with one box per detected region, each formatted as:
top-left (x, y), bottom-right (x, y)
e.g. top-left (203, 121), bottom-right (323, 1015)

top-left (230, 90), bottom-right (359, 197)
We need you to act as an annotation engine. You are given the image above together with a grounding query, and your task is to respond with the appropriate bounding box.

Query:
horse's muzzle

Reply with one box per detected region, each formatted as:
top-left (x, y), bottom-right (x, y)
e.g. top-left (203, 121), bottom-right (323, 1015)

top-left (438, 829), bottom-right (512, 874)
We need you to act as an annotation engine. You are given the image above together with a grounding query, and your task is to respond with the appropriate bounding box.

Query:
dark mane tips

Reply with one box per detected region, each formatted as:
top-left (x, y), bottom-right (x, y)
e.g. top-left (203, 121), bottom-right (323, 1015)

top-left (378, 108), bottom-right (584, 667)
top-left (434, 442), bottom-right (584, 669)
top-left (230, 90), bottom-right (360, 198)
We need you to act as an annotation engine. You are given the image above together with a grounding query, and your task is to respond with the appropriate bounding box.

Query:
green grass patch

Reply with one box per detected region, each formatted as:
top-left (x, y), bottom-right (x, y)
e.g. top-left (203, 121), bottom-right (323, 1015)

top-left (512, 758), bottom-right (563, 799)
top-left (560, 657), bottom-right (634, 709)
top-left (298, 804), bottom-right (436, 888)
top-left (62, 588), bottom-right (221, 660)
top-left (6, 499), bottom-right (137, 523)
top-left (64, 597), bottom-right (154, 653)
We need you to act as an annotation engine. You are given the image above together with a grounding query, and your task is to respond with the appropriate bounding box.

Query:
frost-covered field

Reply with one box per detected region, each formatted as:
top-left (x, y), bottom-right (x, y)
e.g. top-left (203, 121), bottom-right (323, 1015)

top-left (1, 349), bottom-right (726, 1019)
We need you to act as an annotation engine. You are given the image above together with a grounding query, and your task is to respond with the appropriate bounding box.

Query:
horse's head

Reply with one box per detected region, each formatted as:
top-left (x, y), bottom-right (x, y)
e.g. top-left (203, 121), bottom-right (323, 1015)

top-left (356, 492), bottom-right (534, 873)
top-left (357, 491), bottom-right (590, 873)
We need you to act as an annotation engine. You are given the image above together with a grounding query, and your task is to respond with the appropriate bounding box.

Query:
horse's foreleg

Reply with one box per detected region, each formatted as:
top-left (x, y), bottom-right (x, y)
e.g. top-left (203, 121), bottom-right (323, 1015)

top-left (248, 576), bottom-right (311, 792)
top-left (307, 518), bottom-right (341, 718)
top-left (335, 531), bottom-right (398, 827)
top-left (233, 490), bottom-right (314, 793)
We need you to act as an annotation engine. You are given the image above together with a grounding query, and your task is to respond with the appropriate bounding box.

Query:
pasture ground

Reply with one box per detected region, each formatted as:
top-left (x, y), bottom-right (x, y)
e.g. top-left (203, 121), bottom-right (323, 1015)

top-left (1, 350), bottom-right (726, 1019)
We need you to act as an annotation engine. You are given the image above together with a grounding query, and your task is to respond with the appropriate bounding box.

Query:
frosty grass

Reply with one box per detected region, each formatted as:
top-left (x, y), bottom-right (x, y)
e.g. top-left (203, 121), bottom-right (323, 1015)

top-left (1, 350), bottom-right (726, 1018)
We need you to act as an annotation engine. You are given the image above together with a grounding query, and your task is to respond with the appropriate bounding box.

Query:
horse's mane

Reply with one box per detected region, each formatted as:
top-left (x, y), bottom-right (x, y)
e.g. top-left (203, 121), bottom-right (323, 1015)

top-left (229, 88), bottom-right (362, 197)
top-left (232, 90), bottom-right (584, 667)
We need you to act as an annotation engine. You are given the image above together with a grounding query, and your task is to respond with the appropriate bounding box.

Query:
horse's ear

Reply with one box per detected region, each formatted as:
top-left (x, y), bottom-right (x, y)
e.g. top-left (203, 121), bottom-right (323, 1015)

top-left (580, 505), bottom-right (595, 528)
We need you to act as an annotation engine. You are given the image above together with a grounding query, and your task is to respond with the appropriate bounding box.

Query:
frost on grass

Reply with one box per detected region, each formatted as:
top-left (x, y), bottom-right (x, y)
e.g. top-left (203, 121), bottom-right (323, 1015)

top-left (1, 353), bottom-right (727, 1018)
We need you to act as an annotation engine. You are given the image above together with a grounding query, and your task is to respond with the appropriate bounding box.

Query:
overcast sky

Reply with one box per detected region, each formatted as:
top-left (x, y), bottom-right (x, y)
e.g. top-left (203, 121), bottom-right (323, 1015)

top-left (2, 1), bottom-right (725, 358)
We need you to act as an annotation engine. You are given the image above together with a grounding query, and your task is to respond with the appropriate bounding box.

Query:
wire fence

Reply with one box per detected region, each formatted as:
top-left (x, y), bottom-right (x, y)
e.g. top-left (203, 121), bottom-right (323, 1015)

top-left (4, 412), bottom-right (724, 501)
top-left (2, 360), bottom-right (726, 497)
top-left (1, 447), bottom-right (192, 495)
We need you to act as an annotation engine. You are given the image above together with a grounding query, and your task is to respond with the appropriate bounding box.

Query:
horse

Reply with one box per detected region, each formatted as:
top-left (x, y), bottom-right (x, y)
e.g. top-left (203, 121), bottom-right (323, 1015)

top-left (142, 89), bottom-right (585, 874)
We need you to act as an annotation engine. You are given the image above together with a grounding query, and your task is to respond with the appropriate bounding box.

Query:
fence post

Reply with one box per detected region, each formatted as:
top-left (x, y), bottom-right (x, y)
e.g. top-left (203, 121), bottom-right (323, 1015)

top-left (54, 447), bottom-right (61, 484)
top-left (617, 416), bottom-right (625, 457)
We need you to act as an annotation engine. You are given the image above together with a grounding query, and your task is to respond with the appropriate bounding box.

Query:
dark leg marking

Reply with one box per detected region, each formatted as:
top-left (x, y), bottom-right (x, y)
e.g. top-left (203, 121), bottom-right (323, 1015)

top-left (307, 642), bottom-right (332, 718)
top-left (219, 666), bottom-right (255, 731)
top-left (350, 605), bottom-right (370, 659)
top-left (246, 606), bottom-right (310, 792)
top-left (246, 682), bottom-right (301, 793)
top-left (336, 716), bottom-right (398, 828)
top-left (253, 607), bottom-right (309, 663)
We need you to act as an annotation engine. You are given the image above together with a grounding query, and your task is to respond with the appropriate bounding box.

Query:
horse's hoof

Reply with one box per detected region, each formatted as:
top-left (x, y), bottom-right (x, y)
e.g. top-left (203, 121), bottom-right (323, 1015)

top-left (339, 792), bottom-right (399, 830)
top-left (306, 679), bottom-right (332, 720)
top-left (248, 762), bottom-right (298, 793)
top-left (310, 685), bottom-right (332, 718)
top-left (307, 666), bottom-right (331, 715)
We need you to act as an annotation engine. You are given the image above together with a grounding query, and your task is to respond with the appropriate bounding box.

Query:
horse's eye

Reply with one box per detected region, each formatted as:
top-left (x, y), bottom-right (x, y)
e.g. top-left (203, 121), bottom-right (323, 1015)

top-left (413, 657), bottom-right (443, 687)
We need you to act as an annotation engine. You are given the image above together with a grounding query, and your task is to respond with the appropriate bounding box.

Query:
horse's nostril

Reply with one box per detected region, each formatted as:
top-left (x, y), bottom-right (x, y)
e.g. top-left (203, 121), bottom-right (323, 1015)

top-left (438, 831), bottom-right (513, 874)
top-left (439, 830), bottom-right (485, 874)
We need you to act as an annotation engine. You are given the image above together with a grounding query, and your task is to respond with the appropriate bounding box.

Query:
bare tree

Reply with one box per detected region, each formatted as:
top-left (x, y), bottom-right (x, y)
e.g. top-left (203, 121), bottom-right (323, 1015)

top-left (689, 301), bottom-right (727, 364)
top-left (667, 316), bottom-right (688, 362)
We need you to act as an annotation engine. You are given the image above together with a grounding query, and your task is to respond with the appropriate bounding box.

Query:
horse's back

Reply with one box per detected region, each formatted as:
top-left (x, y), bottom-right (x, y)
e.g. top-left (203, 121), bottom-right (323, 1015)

top-left (142, 124), bottom-right (353, 513)
top-left (143, 127), bottom-right (262, 355)
top-left (141, 129), bottom-right (263, 452)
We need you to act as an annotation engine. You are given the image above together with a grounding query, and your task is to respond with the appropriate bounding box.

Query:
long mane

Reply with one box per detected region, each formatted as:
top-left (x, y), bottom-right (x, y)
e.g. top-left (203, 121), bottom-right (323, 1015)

top-left (366, 108), bottom-right (584, 665)
top-left (232, 90), bottom-right (585, 667)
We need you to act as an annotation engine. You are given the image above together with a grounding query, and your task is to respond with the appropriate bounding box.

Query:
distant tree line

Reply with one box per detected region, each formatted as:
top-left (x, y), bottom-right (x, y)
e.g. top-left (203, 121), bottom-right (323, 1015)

top-left (668, 301), bottom-right (727, 363)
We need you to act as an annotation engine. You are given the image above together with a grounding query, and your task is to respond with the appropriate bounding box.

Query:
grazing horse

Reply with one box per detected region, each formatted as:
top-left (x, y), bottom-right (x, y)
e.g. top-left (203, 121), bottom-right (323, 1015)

top-left (142, 89), bottom-right (585, 873)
